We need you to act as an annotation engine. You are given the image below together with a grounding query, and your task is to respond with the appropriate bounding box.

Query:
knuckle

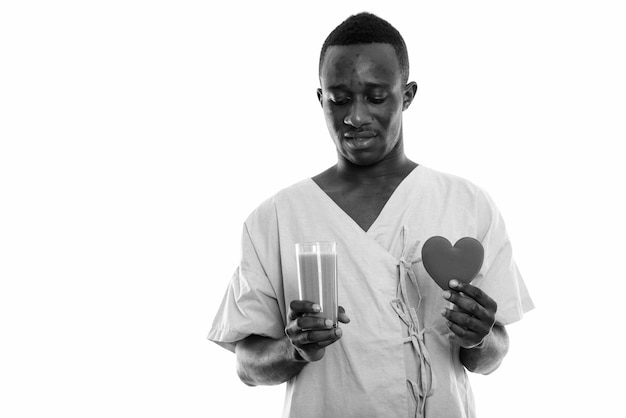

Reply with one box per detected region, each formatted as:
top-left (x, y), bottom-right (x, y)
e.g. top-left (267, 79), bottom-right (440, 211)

top-left (295, 317), bottom-right (307, 329)
top-left (471, 304), bottom-right (481, 316)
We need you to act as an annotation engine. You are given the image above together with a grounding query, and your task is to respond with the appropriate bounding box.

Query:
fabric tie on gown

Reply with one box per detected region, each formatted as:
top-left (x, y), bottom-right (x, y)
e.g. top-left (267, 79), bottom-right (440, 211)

top-left (390, 226), bottom-right (434, 418)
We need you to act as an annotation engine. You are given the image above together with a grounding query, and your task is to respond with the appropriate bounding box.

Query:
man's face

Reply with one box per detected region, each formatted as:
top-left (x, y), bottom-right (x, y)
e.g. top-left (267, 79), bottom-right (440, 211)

top-left (318, 43), bottom-right (415, 167)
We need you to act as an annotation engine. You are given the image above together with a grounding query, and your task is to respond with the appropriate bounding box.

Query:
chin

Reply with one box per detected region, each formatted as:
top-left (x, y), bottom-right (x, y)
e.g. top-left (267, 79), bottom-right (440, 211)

top-left (343, 151), bottom-right (384, 166)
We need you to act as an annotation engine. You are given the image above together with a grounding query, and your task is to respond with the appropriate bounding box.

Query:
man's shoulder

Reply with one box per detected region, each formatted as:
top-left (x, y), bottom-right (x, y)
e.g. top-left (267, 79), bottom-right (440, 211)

top-left (418, 165), bottom-right (486, 197)
top-left (418, 166), bottom-right (502, 226)
top-left (244, 178), bottom-right (312, 225)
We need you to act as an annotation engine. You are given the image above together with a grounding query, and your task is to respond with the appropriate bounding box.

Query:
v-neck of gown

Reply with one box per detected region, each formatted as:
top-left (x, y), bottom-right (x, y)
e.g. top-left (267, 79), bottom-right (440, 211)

top-left (308, 165), bottom-right (421, 235)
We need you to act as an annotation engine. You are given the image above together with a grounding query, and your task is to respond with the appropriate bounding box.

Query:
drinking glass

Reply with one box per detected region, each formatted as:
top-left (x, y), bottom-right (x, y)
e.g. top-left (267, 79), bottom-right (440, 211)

top-left (295, 242), bottom-right (338, 326)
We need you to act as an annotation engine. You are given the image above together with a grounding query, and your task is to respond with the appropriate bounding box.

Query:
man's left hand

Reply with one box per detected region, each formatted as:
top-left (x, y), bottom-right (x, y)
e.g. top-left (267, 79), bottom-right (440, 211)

top-left (441, 279), bottom-right (497, 349)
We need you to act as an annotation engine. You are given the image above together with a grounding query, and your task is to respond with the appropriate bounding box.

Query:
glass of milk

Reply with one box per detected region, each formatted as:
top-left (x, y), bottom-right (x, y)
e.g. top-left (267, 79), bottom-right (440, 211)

top-left (295, 241), bottom-right (338, 327)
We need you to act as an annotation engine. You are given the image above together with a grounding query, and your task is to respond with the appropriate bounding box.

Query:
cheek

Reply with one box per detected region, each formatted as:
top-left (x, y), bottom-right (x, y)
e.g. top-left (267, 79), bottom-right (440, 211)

top-left (324, 108), bottom-right (345, 131)
top-left (378, 104), bottom-right (402, 131)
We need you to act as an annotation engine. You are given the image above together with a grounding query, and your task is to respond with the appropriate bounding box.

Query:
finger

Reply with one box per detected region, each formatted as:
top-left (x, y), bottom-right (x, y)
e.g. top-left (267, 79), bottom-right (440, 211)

top-left (290, 328), bottom-right (341, 346)
top-left (296, 316), bottom-right (335, 331)
top-left (316, 328), bottom-right (343, 348)
top-left (338, 306), bottom-right (351, 324)
top-left (446, 320), bottom-right (482, 347)
top-left (288, 300), bottom-right (321, 320)
top-left (285, 316), bottom-right (329, 338)
top-left (449, 280), bottom-right (498, 312)
top-left (448, 334), bottom-right (482, 349)
top-left (443, 290), bottom-right (490, 321)
top-left (442, 308), bottom-right (490, 336)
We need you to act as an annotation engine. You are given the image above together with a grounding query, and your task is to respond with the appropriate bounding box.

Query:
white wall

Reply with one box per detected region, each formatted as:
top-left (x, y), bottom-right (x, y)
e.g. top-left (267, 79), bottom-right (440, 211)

top-left (1, 1), bottom-right (624, 417)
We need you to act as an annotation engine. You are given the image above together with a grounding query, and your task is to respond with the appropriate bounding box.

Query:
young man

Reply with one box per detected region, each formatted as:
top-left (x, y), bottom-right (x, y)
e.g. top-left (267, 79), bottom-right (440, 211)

top-left (209, 12), bottom-right (533, 418)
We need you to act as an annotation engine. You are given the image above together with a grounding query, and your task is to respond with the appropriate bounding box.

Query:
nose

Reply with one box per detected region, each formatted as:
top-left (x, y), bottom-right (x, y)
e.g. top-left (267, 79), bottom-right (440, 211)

top-left (343, 98), bottom-right (372, 128)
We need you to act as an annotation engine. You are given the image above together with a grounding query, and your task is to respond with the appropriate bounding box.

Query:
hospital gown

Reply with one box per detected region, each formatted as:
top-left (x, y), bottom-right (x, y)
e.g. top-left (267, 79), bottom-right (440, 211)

top-left (208, 165), bottom-right (534, 418)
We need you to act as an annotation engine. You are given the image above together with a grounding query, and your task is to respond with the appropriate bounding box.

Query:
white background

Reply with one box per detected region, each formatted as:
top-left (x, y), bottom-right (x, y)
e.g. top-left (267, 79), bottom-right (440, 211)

top-left (1, 1), bottom-right (624, 417)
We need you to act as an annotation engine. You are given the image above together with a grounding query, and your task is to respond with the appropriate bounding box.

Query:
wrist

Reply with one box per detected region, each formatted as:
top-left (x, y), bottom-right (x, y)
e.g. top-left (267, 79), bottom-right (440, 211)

top-left (292, 349), bottom-right (308, 362)
top-left (283, 336), bottom-right (309, 363)
top-left (472, 338), bottom-right (487, 349)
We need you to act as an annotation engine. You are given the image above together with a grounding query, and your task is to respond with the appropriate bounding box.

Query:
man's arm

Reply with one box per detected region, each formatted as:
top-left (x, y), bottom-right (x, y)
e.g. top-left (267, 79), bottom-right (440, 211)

top-left (460, 323), bottom-right (509, 374)
top-left (235, 334), bottom-right (307, 386)
top-left (442, 280), bottom-right (510, 374)
top-left (235, 301), bottom-right (349, 386)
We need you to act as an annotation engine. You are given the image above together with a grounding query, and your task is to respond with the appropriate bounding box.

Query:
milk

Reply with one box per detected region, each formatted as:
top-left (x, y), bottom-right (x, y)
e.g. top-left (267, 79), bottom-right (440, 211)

top-left (295, 242), bottom-right (338, 326)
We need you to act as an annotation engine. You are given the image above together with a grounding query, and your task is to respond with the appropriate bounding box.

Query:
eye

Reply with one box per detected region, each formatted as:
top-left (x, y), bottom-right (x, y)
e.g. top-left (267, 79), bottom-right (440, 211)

top-left (368, 97), bottom-right (387, 104)
top-left (330, 97), bottom-right (350, 106)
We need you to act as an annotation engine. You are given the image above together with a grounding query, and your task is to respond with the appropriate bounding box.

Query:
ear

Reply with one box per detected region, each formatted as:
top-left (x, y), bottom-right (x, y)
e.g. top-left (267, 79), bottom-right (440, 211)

top-left (402, 82), bottom-right (418, 111)
top-left (317, 88), bottom-right (323, 108)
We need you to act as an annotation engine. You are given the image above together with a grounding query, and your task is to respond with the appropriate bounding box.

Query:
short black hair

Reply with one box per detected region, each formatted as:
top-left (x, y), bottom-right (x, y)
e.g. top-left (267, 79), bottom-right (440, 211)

top-left (319, 12), bottom-right (410, 84)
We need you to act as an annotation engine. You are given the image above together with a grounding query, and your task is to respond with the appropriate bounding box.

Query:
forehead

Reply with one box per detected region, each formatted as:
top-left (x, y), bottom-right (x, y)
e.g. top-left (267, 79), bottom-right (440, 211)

top-left (320, 43), bottom-right (402, 89)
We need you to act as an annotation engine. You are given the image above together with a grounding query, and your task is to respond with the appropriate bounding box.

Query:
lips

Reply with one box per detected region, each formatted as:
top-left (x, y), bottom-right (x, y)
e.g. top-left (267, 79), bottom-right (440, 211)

top-left (344, 131), bottom-right (377, 140)
top-left (343, 131), bottom-right (377, 150)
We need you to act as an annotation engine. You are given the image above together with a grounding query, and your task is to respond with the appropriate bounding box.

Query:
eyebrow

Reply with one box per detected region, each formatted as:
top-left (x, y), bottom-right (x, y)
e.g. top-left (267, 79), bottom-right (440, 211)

top-left (326, 82), bottom-right (392, 90)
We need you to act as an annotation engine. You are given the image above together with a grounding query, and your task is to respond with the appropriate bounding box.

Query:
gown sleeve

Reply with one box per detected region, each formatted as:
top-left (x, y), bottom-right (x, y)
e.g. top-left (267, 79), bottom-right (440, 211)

top-left (207, 221), bottom-right (286, 353)
top-left (472, 189), bottom-right (535, 325)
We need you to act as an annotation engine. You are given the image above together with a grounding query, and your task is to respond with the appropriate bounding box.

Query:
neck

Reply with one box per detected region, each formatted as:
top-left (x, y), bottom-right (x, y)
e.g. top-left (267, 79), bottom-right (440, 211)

top-left (335, 139), bottom-right (416, 183)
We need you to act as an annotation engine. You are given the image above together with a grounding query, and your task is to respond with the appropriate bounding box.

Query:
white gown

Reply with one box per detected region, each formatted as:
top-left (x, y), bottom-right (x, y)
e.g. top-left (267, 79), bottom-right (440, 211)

top-left (208, 165), bottom-right (534, 418)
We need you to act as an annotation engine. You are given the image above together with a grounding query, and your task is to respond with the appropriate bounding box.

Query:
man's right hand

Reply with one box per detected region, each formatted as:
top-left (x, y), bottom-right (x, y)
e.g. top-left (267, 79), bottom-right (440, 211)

top-left (285, 300), bottom-right (350, 362)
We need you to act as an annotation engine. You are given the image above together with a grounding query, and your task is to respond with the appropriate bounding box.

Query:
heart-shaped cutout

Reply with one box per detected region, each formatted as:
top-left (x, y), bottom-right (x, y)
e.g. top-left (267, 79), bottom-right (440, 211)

top-left (421, 236), bottom-right (484, 290)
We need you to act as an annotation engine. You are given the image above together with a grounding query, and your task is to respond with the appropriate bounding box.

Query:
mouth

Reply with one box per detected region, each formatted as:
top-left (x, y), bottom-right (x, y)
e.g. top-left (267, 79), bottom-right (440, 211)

top-left (343, 131), bottom-right (377, 150)
top-left (344, 130), bottom-right (377, 140)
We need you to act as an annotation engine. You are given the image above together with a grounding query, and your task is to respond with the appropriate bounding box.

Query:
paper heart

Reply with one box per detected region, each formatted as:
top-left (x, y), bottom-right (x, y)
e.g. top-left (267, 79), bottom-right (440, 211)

top-left (421, 236), bottom-right (484, 290)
